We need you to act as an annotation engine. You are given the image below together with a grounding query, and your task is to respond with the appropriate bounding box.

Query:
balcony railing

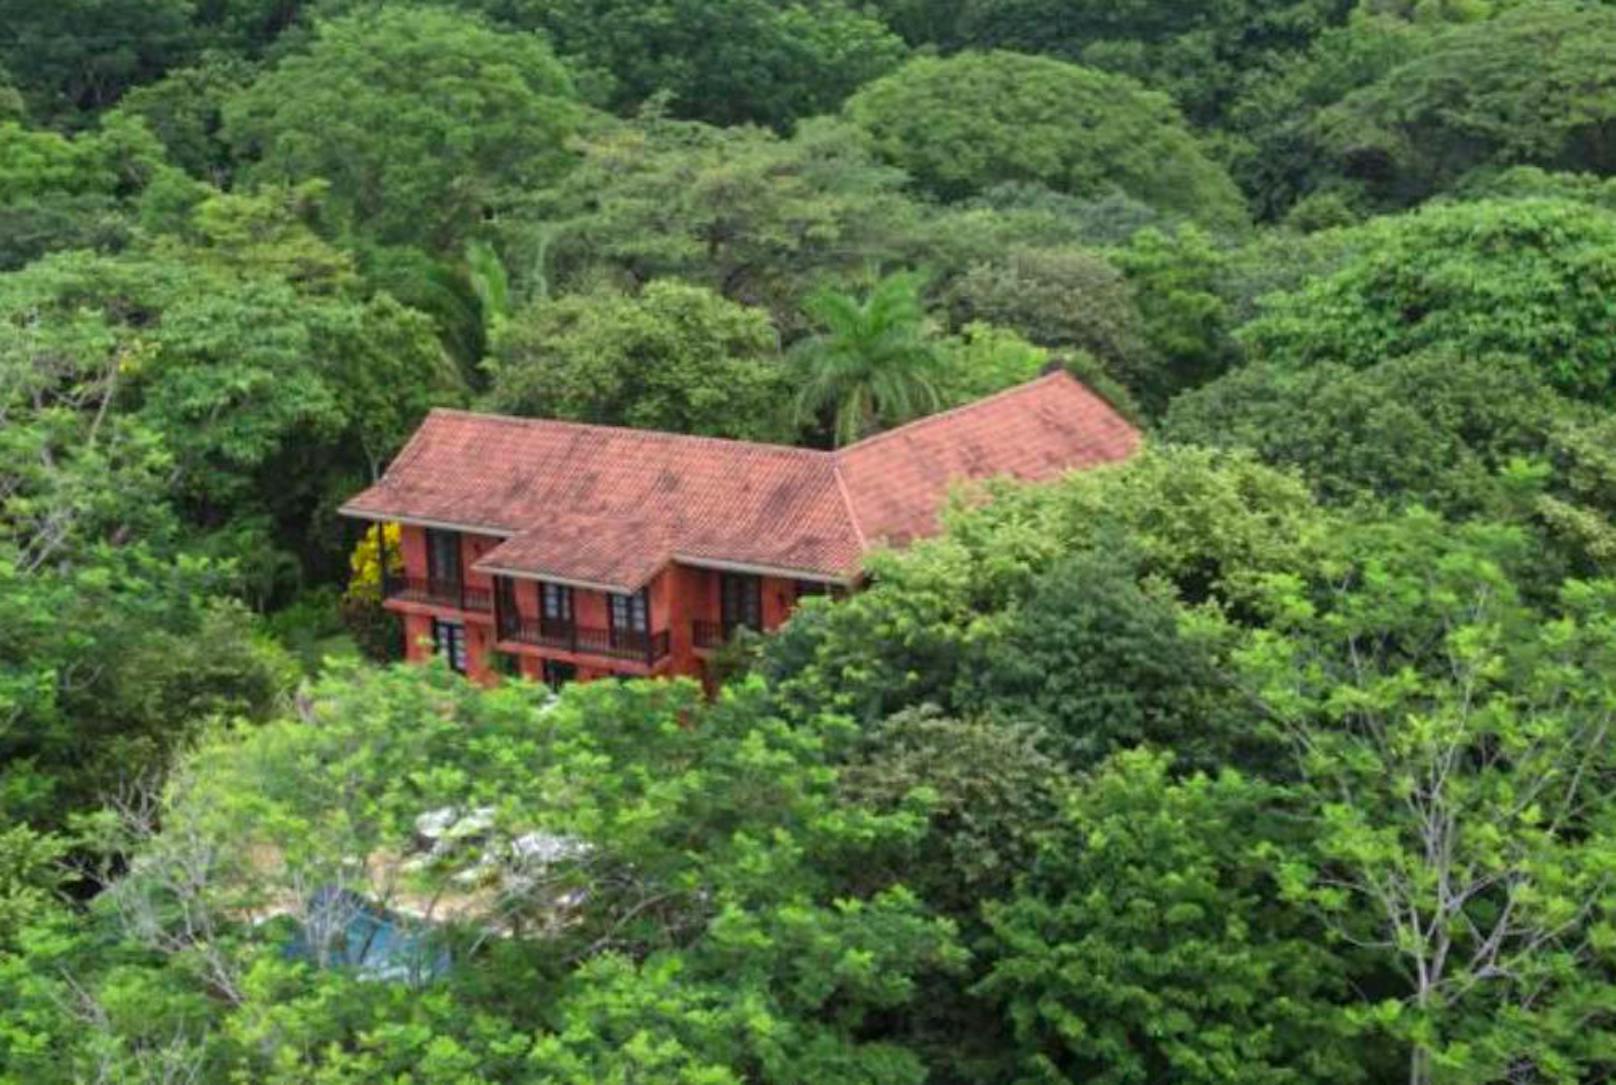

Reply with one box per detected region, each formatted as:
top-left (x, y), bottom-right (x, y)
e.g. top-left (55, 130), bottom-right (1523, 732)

top-left (692, 619), bottom-right (761, 650)
top-left (499, 615), bottom-right (670, 667)
top-left (383, 574), bottom-right (492, 614)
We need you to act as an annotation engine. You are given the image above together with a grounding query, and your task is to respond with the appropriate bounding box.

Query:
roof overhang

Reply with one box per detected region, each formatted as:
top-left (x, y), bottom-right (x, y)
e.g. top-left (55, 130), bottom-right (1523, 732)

top-left (337, 506), bottom-right (516, 538)
top-left (671, 554), bottom-right (857, 587)
top-left (468, 560), bottom-right (648, 596)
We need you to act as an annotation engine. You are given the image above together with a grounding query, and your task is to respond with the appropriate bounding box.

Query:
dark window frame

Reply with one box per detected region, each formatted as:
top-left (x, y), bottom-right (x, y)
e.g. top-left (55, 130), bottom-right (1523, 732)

top-left (720, 573), bottom-right (763, 635)
top-left (425, 528), bottom-right (462, 585)
top-left (608, 588), bottom-right (650, 645)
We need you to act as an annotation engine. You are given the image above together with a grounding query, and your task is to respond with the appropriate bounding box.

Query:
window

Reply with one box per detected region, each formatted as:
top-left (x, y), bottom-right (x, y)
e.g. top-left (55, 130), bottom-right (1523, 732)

top-left (494, 576), bottom-right (518, 636)
top-left (609, 589), bottom-right (649, 644)
top-left (541, 582), bottom-right (574, 624)
top-left (431, 619), bottom-right (468, 674)
top-left (795, 580), bottom-right (828, 600)
top-left (720, 573), bottom-right (762, 635)
top-left (425, 528), bottom-right (461, 584)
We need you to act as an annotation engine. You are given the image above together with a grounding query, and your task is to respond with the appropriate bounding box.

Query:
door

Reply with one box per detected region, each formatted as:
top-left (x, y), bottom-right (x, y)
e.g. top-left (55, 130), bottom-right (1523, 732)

top-left (541, 660), bottom-right (576, 691)
top-left (431, 618), bottom-right (467, 674)
top-left (720, 573), bottom-right (762, 637)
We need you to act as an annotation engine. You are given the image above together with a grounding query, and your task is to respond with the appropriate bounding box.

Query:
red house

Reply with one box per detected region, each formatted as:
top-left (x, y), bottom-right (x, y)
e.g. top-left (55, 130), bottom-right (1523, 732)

top-left (340, 370), bottom-right (1140, 687)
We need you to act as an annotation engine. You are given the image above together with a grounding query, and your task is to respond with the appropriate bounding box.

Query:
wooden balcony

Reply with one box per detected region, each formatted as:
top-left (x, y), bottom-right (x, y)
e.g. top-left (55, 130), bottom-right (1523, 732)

top-left (384, 574), bottom-right (492, 614)
top-left (498, 613), bottom-right (670, 667)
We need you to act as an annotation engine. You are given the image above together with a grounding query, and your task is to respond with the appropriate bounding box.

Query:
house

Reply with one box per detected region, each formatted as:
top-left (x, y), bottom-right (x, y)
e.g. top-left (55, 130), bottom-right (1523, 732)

top-left (339, 369), bottom-right (1140, 687)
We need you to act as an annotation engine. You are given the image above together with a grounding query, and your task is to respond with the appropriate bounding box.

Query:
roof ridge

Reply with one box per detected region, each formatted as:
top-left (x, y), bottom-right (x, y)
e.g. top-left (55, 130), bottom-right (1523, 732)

top-left (423, 407), bottom-right (834, 461)
top-left (833, 371), bottom-right (1077, 459)
top-left (830, 460), bottom-right (868, 553)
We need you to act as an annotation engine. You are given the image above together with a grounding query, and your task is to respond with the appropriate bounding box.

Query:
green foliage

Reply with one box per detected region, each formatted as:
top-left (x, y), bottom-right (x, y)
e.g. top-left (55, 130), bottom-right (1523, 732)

top-left (791, 271), bottom-right (944, 446)
top-left (981, 749), bottom-right (1358, 1085)
top-left (1316, 2), bottom-right (1616, 208)
top-left (490, 0), bottom-right (909, 129)
top-left (1240, 198), bottom-right (1616, 403)
top-left (485, 279), bottom-right (793, 441)
top-left (8, 665), bottom-right (965, 1083)
top-left (765, 447), bottom-right (1327, 725)
top-left (942, 245), bottom-right (1148, 381)
top-left (938, 0), bottom-right (1355, 126)
top-left (115, 53), bottom-right (255, 182)
top-left (933, 323), bottom-right (1050, 408)
top-left (1237, 510), bottom-right (1616, 1081)
top-left (223, 6), bottom-right (580, 252)
top-left (0, 0), bottom-right (197, 121)
top-left (0, 114), bottom-right (164, 270)
top-left (1164, 351), bottom-right (1575, 517)
top-left (2, 184), bottom-right (457, 585)
top-left (847, 51), bottom-right (1247, 227)
top-left (959, 549), bottom-right (1249, 772)
top-left (533, 115), bottom-right (916, 331)
top-left (1109, 224), bottom-right (1235, 414)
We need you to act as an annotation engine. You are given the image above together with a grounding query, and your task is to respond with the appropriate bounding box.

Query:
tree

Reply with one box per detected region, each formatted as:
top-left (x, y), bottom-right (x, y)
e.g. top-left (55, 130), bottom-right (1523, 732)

top-left (1238, 511), bottom-right (1616, 1084)
top-left (1239, 198), bottom-right (1616, 404)
top-left (483, 279), bottom-right (794, 441)
top-left (1315, 2), bottom-right (1616, 208)
top-left (0, 112), bottom-right (165, 270)
top-left (1109, 223), bottom-right (1236, 414)
top-left (764, 447), bottom-right (1328, 724)
top-left (791, 272), bottom-right (944, 446)
top-left (960, 549), bottom-right (1249, 772)
top-left (941, 0), bottom-right (1354, 126)
top-left (942, 245), bottom-right (1148, 380)
top-left (1221, 15), bottom-right (1425, 219)
top-left (466, 0), bottom-right (909, 129)
top-left (0, 184), bottom-right (457, 592)
top-left (846, 51), bottom-right (1247, 227)
top-left (981, 749), bottom-right (1359, 1085)
top-left (23, 666), bottom-right (966, 1084)
top-left (1163, 351), bottom-right (1577, 517)
top-left (223, 6), bottom-right (579, 252)
top-left (0, 0), bottom-right (197, 122)
top-left (530, 114), bottom-right (918, 332)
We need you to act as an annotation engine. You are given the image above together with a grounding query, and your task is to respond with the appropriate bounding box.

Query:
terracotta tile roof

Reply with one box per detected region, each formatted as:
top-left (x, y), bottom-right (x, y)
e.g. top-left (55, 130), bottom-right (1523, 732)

top-left (340, 371), bottom-right (1139, 588)
top-left (834, 371), bottom-right (1142, 547)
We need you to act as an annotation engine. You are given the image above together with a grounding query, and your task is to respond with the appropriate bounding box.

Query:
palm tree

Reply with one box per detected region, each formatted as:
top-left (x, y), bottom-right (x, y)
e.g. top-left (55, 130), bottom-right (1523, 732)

top-left (791, 271), bottom-right (944, 446)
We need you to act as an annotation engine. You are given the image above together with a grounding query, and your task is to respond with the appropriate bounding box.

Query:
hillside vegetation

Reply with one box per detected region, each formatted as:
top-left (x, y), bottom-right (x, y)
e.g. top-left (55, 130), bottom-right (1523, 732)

top-left (6, 2), bottom-right (1616, 1083)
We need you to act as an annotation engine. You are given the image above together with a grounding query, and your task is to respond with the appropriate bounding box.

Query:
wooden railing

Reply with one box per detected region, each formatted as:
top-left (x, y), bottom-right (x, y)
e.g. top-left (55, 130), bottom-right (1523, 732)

top-left (383, 574), bottom-right (492, 613)
top-left (499, 614), bottom-right (670, 667)
top-left (692, 619), bottom-right (761, 650)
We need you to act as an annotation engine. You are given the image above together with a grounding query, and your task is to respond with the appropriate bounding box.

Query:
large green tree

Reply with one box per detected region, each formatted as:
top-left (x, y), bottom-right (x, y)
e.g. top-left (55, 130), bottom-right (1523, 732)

top-left (223, 6), bottom-right (579, 252)
top-left (530, 115), bottom-right (918, 332)
top-left (846, 51), bottom-right (1247, 227)
top-left (1315, 2), bottom-right (1616, 208)
top-left (483, 279), bottom-right (794, 441)
top-left (981, 749), bottom-right (1357, 1085)
top-left (1239, 198), bottom-right (1616, 404)
top-left (1238, 511), bottom-right (1616, 1084)
top-left (480, 0), bottom-right (909, 129)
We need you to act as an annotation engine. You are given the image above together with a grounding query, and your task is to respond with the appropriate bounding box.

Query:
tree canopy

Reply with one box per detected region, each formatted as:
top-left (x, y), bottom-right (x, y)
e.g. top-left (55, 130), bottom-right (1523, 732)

top-left (846, 51), bottom-right (1247, 227)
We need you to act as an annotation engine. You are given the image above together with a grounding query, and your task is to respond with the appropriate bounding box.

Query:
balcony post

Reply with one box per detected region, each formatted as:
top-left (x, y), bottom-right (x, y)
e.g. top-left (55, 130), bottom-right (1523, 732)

top-left (492, 576), bottom-right (504, 642)
top-left (376, 522), bottom-right (391, 598)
